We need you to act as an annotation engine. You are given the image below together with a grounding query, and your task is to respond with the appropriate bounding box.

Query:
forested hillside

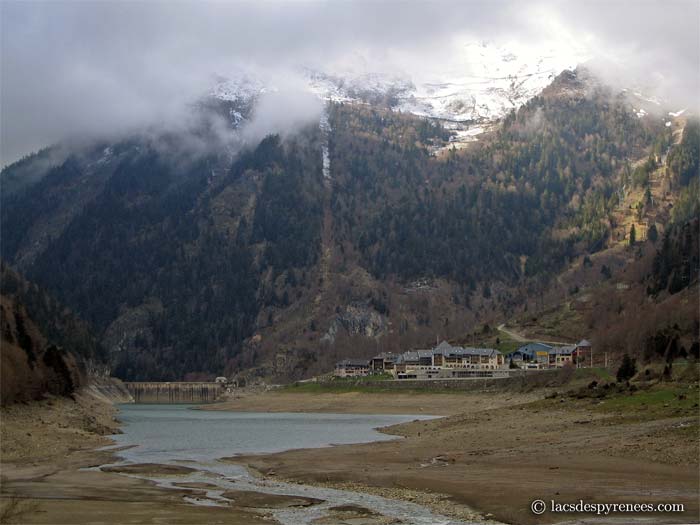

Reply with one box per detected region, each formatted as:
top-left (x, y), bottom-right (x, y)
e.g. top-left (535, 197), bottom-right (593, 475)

top-left (0, 265), bottom-right (100, 404)
top-left (331, 70), bottom-right (667, 285)
top-left (1, 132), bottom-right (323, 380)
top-left (667, 120), bottom-right (700, 224)
top-left (0, 68), bottom-right (695, 381)
top-left (0, 264), bottom-right (105, 366)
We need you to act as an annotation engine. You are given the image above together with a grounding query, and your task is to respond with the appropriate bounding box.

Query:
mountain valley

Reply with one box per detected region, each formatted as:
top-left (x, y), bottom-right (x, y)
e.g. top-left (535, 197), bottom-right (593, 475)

top-left (1, 64), bottom-right (697, 382)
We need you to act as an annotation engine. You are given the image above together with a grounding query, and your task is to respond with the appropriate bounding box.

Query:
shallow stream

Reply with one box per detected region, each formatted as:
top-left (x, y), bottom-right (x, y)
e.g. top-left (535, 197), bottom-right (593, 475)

top-left (101, 404), bottom-right (481, 525)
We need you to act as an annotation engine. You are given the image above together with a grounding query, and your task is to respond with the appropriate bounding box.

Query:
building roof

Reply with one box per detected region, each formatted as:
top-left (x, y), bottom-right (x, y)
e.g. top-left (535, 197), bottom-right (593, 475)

top-left (434, 340), bottom-right (454, 353)
top-left (463, 347), bottom-right (501, 357)
top-left (396, 342), bottom-right (502, 363)
top-left (577, 339), bottom-right (592, 347)
top-left (548, 345), bottom-right (576, 355)
top-left (336, 359), bottom-right (369, 368)
top-left (398, 351), bottom-right (420, 363)
top-left (437, 346), bottom-right (501, 357)
top-left (514, 342), bottom-right (553, 356)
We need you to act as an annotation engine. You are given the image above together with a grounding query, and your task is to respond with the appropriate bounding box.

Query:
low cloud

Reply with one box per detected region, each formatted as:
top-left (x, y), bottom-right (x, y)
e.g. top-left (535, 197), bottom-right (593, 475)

top-left (1, 0), bottom-right (697, 166)
top-left (242, 80), bottom-right (323, 144)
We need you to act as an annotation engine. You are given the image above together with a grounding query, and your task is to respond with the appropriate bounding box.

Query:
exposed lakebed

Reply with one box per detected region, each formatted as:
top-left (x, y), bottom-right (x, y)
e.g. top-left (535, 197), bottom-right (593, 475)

top-left (99, 404), bottom-right (481, 524)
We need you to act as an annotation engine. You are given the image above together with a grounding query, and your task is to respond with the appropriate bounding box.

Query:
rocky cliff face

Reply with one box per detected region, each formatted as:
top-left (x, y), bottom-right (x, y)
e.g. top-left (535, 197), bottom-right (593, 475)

top-left (0, 265), bottom-right (115, 405)
top-left (1, 294), bottom-right (84, 405)
top-left (83, 376), bottom-right (133, 404)
top-left (322, 303), bottom-right (387, 344)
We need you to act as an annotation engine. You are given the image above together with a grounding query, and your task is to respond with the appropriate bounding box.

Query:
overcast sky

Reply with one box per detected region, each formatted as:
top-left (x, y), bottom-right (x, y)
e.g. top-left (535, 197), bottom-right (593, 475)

top-left (1, 0), bottom-right (698, 166)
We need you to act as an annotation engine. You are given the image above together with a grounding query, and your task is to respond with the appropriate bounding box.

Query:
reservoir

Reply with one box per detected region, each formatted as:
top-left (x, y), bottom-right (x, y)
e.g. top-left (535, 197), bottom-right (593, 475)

top-left (111, 404), bottom-right (432, 462)
top-left (104, 404), bottom-right (478, 525)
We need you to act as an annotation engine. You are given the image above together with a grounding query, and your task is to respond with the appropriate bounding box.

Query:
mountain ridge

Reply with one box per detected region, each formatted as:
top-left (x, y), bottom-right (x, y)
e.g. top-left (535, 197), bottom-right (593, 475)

top-left (1, 68), bottom-right (696, 381)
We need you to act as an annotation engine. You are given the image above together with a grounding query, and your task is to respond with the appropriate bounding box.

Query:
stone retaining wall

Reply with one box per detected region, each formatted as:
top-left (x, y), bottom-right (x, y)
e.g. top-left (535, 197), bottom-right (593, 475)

top-left (354, 369), bottom-right (569, 392)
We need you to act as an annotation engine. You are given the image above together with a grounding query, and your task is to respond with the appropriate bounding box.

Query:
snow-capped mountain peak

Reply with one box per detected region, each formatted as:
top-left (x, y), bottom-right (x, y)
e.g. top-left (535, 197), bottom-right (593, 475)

top-left (303, 41), bottom-right (586, 124)
top-left (208, 41), bottom-right (587, 141)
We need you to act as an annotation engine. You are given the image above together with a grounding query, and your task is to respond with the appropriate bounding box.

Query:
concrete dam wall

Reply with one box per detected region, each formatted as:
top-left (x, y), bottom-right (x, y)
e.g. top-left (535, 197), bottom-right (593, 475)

top-left (125, 382), bottom-right (224, 404)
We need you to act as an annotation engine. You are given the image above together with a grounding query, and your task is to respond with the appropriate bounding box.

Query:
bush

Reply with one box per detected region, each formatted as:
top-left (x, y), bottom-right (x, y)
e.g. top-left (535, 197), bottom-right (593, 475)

top-left (616, 354), bottom-right (637, 382)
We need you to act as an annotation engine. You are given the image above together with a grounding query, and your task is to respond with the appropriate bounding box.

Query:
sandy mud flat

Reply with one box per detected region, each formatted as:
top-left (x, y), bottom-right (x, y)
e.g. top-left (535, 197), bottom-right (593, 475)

top-left (220, 388), bottom-right (699, 525)
top-left (0, 393), bottom-right (270, 524)
top-left (2, 384), bottom-right (698, 525)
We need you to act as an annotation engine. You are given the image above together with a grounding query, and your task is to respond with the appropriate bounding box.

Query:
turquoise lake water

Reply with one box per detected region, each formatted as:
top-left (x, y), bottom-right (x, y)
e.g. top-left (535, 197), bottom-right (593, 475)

top-left (102, 404), bottom-right (478, 525)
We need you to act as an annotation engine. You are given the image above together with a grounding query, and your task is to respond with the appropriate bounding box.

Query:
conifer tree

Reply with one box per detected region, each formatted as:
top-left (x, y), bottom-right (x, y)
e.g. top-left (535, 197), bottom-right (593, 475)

top-left (629, 224), bottom-right (636, 245)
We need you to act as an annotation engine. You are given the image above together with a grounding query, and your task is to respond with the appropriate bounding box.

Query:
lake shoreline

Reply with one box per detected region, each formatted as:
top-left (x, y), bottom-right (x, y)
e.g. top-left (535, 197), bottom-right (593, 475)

top-left (2, 395), bottom-right (467, 525)
top-left (0, 391), bottom-right (272, 524)
top-left (202, 387), bottom-right (508, 415)
top-left (3, 385), bottom-right (697, 525)
top-left (102, 404), bottom-right (467, 525)
top-left (220, 388), bottom-right (699, 525)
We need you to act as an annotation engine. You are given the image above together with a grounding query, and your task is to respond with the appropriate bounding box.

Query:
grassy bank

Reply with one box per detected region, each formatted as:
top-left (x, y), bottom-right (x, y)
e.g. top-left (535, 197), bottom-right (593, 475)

top-left (533, 362), bottom-right (700, 424)
top-left (283, 376), bottom-right (417, 395)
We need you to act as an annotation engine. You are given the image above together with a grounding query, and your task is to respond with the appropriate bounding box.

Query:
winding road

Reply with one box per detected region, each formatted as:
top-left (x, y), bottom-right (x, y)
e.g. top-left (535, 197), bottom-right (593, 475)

top-left (496, 323), bottom-right (573, 346)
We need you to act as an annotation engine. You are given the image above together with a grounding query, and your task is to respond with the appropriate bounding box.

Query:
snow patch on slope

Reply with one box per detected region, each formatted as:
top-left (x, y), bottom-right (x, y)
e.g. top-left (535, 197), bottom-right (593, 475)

top-left (304, 41), bottom-right (586, 125)
top-left (210, 74), bottom-right (268, 103)
top-left (209, 41), bottom-right (588, 144)
top-left (320, 107), bottom-right (331, 180)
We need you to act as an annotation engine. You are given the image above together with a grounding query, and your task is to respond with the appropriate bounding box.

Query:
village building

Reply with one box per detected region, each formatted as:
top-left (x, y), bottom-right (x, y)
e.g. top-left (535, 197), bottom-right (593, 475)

top-left (548, 346), bottom-right (576, 367)
top-left (431, 341), bottom-right (453, 367)
top-left (334, 337), bottom-right (593, 380)
top-left (394, 350), bottom-right (441, 378)
top-left (434, 343), bottom-right (504, 369)
top-left (334, 359), bottom-right (370, 378)
top-left (393, 351), bottom-right (416, 375)
top-left (510, 341), bottom-right (596, 369)
top-left (510, 342), bottom-right (552, 367)
top-left (393, 341), bottom-right (505, 379)
top-left (416, 350), bottom-right (435, 367)
top-left (370, 352), bottom-right (398, 372)
top-left (574, 339), bottom-right (593, 366)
